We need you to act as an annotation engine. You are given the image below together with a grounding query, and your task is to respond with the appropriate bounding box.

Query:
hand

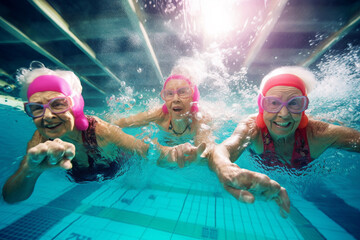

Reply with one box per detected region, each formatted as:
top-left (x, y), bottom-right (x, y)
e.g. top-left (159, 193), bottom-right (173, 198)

top-left (217, 163), bottom-right (290, 218)
top-left (26, 138), bottom-right (75, 172)
top-left (168, 142), bottom-right (206, 168)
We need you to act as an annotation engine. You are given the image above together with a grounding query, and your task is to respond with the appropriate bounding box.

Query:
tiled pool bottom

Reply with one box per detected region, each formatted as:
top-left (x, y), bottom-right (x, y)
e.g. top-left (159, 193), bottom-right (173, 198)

top-left (0, 173), bottom-right (355, 240)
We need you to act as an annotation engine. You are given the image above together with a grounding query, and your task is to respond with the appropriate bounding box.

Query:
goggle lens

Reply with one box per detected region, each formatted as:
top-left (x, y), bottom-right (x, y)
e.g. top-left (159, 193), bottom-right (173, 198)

top-left (262, 96), bottom-right (308, 114)
top-left (161, 87), bottom-right (193, 100)
top-left (24, 97), bottom-right (71, 118)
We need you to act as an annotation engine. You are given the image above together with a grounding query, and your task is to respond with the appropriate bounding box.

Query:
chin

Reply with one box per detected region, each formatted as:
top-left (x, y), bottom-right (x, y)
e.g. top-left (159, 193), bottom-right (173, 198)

top-left (42, 128), bottom-right (66, 139)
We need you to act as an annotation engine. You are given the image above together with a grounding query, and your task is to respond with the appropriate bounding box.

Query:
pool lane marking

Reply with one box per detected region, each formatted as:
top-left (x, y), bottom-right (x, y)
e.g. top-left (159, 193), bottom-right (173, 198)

top-left (74, 203), bottom-right (272, 240)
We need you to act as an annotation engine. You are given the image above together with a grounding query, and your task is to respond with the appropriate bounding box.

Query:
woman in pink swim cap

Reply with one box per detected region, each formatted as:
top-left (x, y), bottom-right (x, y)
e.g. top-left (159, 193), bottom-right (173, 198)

top-left (114, 62), bottom-right (213, 163)
top-left (208, 66), bottom-right (360, 217)
top-left (3, 63), bottom-right (203, 203)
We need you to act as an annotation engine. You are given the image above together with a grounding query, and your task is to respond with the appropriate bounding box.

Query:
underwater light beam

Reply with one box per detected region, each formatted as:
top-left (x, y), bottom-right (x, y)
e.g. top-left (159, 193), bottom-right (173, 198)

top-left (186, 0), bottom-right (236, 39)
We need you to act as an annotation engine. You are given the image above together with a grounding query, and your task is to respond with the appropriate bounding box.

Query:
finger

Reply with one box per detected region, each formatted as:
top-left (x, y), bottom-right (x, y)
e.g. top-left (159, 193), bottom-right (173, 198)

top-left (197, 143), bottom-right (206, 157)
top-left (27, 145), bottom-right (48, 166)
top-left (260, 180), bottom-right (281, 200)
top-left (170, 148), bottom-right (184, 168)
top-left (176, 148), bottom-right (185, 168)
top-left (63, 148), bottom-right (75, 160)
top-left (224, 185), bottom-right (254, 203)
top-left (47, 148), bottom-right (64, 165)
top-left (59, 159), bottom-right (73, 170)
top-left (274, 187), bottom-right (290, 218)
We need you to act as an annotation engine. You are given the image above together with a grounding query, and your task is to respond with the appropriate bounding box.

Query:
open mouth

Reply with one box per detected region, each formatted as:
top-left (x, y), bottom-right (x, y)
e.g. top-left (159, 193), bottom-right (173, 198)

top-left (45, 122), bottom-right (62, 129)
top-left (172, 107), bottom-right (183, 112)
top-left (273, 121), bottom-right (291, 128)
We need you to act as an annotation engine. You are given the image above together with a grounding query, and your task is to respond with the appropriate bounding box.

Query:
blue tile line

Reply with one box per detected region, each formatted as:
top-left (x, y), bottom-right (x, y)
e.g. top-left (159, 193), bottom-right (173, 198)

top-left (50, 216), bottom-right (82, 240)
top-left (304, 182), bottom-right (360, 239)
top-left (290, 205), bottom-right (326, 240)
top-left (169, 187), bottom-right (191, 240)
top-left (0, 183), bottom-right (101, 240)
top-left (258, 202), bottom-right (277, 239)
top-left (214, 194), bottom-right (217, 228)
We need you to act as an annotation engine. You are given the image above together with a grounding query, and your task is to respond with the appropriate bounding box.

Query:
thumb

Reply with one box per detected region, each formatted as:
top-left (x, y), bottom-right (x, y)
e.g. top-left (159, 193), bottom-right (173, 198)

top-left (197, 143), bottom-right (206, 157)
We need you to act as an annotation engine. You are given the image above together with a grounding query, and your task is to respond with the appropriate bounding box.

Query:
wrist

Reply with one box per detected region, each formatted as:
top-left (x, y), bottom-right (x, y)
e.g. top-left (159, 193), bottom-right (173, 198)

top-left (146, 141), bottom-right (161, 162)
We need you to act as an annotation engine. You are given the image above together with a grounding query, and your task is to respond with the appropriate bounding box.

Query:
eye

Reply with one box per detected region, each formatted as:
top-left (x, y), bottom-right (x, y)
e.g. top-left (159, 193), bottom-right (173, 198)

top-left (28, 104), bottom-right (43, 114)
top-left (178, 88), bottom-right (186, 94)
top-left (166, 91), bottom-right (174, 96)
top-left (270, 100), bottom-right (280, 106)
top-left (288, 99), bottom-right (298, 106)
top-left (30, 105), bottom-right (43, 111)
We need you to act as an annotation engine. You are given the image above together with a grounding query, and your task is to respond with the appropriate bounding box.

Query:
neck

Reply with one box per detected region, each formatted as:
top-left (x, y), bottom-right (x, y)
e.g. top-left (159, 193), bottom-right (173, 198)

top-left (170, 117), bottom-right (191, 135)
top-left (271, 131), bottom-right (295, 145)
top-left (61, 128), bottom-right (82, 143)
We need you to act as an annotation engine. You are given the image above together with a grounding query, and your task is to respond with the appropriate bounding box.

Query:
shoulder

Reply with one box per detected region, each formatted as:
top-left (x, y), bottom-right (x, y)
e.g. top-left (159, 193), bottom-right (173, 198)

top-left (235, 114), bottom-right (259, 136)
top-left (192, 110), bottom-right (212, 125)
top-left (306, 119), bottom-right (335, 139)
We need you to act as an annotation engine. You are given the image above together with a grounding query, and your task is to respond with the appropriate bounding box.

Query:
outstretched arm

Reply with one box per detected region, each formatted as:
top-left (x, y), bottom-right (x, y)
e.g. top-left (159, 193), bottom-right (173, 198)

top-left (208, 117), bottom-right (290, 217)
top-left (330, 125), bottom-right (360, 152)
top-left (308, 120), bottom-right (360, 158)
top-left (2, 134), bottom-right (75, 204)
top-left (98, 118), bottom-right (205, 167)
top-left (113, 107), bottom-right (163, 128)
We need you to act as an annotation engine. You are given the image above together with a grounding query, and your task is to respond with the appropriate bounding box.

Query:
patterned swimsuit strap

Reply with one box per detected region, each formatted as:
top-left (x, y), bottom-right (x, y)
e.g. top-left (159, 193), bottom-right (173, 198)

top-left (169, 119), bottom-right (191, 135)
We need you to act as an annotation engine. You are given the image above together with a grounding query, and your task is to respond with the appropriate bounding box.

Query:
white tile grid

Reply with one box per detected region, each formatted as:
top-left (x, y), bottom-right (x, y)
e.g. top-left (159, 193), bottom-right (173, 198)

top-left (170, 234), bottom-right (200, 240)
top-left (41, 221), bottom-right (103, 240)
top-left (215, 196), bottom-right (225, 229)
top-left (257, 203), bottom-right (282, 240)
top-left (223, 197), bottom-right (241, 240)
top-left (4, 177), bottom-right (354, 240)
top-left (140, 228), bottom-right (172, 240)
top-left (105, 220), bottom-right (146, 238)
top-left (264, 200), bottom-right (301, 240)
top-left (291, 194), bottom-right (356, 240)
top-left (81, 184), bottom-right (111, 204)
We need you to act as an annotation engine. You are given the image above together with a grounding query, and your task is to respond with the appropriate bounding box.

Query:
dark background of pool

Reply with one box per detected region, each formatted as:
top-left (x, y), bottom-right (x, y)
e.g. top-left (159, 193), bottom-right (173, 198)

top-left (0, 0), bottom-right (360, 107)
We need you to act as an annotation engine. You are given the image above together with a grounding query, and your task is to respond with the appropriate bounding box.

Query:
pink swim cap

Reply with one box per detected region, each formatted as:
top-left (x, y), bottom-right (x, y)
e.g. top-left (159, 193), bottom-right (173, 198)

top-left (27, 75), bottom-right (89, 131)
top-left (256, 74), bottom-right (308, 129)
top-left (161, 74), bottom-right (200, 114)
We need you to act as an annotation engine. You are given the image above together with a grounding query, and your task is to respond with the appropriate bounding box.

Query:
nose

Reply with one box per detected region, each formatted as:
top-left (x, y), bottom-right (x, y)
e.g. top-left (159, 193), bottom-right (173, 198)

top-left (43, 107), bottom-right (55, 118)
top-left (278, 105), bottom-right (290, 117)
top-left (172, 93), bottom-right (181, 101)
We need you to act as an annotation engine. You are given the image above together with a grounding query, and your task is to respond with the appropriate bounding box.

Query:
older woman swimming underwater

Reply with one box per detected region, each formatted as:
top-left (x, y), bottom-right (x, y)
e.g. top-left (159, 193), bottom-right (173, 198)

top-left (3, 63), bottom-right (290, 212)
top-left (209, 66), bottom-right (360, 215)
top-left (113, 61), bottom-right (291, 217)
top-left (2, 63), bottom-right (207, 203)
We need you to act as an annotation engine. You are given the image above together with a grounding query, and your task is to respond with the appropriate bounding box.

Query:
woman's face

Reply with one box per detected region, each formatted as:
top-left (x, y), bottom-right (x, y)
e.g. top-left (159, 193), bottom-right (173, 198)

top-left (263, 86), bottom-right (303, 139)
top-left (164, 79), bottom-right (193, 119)
top-left (29, 91), bottom-right (75, 139)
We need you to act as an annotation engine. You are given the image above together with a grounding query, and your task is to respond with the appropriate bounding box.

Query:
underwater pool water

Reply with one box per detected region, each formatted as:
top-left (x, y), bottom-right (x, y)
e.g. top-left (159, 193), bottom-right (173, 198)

top-left (1, 45), bottom-right (360, 239)
top-left (0, 95), bottom-right (360, 240)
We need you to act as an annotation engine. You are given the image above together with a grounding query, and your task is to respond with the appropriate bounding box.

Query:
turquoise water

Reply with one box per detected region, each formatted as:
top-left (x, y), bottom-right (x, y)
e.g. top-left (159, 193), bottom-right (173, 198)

top-left (0, 48), bottom-right (360, 239)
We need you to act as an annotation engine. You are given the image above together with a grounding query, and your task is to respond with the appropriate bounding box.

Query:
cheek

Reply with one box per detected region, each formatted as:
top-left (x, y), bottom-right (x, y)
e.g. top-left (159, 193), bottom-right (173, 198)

top-left (292, 113), bottom-right (302, 122)
top-left (63, 112), bottom-right (76, 126)
top-left (165, 100), bottom-right (172, 109)
top-left (263, 112), bottom-right (275, 121)
top-left (33, 118), bottom-right (42, 128)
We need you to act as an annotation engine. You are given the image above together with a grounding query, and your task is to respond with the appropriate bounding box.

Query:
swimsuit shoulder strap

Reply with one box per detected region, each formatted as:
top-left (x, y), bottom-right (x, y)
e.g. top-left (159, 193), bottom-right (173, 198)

top-left (81, 116), bottom-right (98, 147)
top-left (291, 127), bottom-right (312, 168)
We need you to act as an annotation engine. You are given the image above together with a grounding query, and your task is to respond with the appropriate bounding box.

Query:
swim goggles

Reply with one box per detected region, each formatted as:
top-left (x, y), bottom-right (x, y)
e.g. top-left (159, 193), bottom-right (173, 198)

top-left (161, 86), bottom-right (193, 101)
top-left (260, 94), bottom-right (309, 114)
top-left (24, 97), bottom-right (72, 118)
